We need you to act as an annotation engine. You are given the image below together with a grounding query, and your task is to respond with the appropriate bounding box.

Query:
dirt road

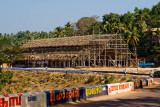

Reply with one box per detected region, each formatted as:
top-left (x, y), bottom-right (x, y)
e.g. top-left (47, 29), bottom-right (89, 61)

top-left (54, 78), bottom-right (160, 107)
top-left (36, 67), bottom-right (160, 74)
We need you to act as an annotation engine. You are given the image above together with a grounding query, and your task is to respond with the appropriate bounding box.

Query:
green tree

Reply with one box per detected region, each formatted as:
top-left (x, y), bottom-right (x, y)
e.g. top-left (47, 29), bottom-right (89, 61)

top-left (121, 12), bottom-right (135, 27)
top-left (151, 2), bottom-right (160, 15)
top-left (126, 27), bottom-right (140, 55)
top-left (64, 22), bottom-right (74, 36)
top-left (103, 13), bottom-right (123, 33)
top-left (76, 16), bottom-right (98, 35)
top-left (53, 27), bottom-right (65, 38)
top-left (88, 22), bottom-right (103, 34)
top-left (0, 46), bottom-right (24, 65)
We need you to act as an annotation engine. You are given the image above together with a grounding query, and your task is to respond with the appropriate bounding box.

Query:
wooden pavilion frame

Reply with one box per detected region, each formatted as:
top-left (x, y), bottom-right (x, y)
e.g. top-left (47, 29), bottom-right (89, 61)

top-left (21, 34), bottom-right (138, 68)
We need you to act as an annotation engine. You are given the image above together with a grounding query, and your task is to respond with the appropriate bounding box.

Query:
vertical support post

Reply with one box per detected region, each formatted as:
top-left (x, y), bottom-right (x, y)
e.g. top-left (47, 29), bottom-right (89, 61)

top-left (55, 60), bottom-right (57, 68)
top-left (88, 52), bottom-right (90, 66)
top-left (130, 54), bottom-right (131, 67)
top-left (78, 60), bottom-right (80, 66)
top-left (94, 47), bottom-right (96, 65)
top-left (73, 60), bottom-right (75, 68)
top-left (69, 60), bottom-right (70, 67)
top-left (71, 60), bottom-right (73, 68)
top-left (108, 60), bottom-right (109, 67)
top-left (59, 61), bottom-right (61, 68)
top-left (81, 55), bottom-right (83, 66)
top-left (63, 61), bottom-right (65, 68)
top-left (84, 61), bottom-right (85, 66)
top-left (120, 38), bottom-right (122, 67)
top-left (115, 34), bottom-right (117, 67)
top-left (121, 54), bottom-right (123, 67)
top-left (104, 42), bottom-right (107, 66)
top-left (98, 36), bottom-right (101, 66)
top-left (115, 50), bottom-right (117, 66)
top-left (124, 54), bottom-right (126, 67)
top-left (126, 51), bottom-right (128, 67)
top-left (28, 56), bottom-right (29, 67)
top-left (25, 59), bottom-right (26, 67)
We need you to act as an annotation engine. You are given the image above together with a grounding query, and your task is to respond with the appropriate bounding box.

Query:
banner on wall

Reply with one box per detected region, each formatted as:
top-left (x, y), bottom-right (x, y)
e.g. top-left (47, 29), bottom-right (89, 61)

top-left (118, 82), bottom-right (134, 93)
top-left (147, 78), bottom-right (153, 86)
top-left (45, 88), bottom-right (82, 106)
top-left (0, 93), bottom-right (22, 107)
top-left (140, 80), bottom-right (148, 88)
top-left (107, 82), bottom-right (134, 95)
top-left (134, 81), bottom-right (141, 89)
top-left (84, 85), bottom-right (107, 99)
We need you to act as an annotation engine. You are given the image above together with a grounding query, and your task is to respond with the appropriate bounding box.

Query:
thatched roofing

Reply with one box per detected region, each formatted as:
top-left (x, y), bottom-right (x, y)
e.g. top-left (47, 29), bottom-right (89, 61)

top-left (23, 53), bottom-right (80, 61)
top-left (22, 35), bottom-right (97, 48)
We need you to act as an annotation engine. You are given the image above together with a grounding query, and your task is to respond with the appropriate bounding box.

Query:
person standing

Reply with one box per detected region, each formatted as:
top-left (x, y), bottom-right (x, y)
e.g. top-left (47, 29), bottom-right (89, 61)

top-left (150, 70), bottom-right (153, 77)
top-left (124, 69), bottom-right (127, 76)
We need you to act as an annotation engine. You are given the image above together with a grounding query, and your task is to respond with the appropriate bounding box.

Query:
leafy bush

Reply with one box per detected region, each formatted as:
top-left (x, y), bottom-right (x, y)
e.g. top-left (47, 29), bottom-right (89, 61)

top-left (105, 76), bottom-right (115, 84)
top-left (121, 77), bottom-right (127, 82)
top-left (127, 79), bottom-right (133, 82)
top-left (24, 90), bottom-right (28, 93)
top-left (99, 76), bottom-right (102, 82)
top-left (63, 74), bottom-right (70, 79)
top-left (0, 85), bottom-right (3, 91)
top-left (23, 82), bottom-right (27, 87)
top-left (85, 75), bottom-right (95, 83)
top-left (104, 79), bottom-right (108, 84)
top-left (0, 71), bottom-right (13, 91)
top-left (27, 77), bottom-right (31, 81)
top-left (104, 75), bottom-right (108, 79)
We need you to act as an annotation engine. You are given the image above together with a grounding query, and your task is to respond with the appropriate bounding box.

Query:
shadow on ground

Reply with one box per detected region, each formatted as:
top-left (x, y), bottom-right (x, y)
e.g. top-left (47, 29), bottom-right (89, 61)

top-left (54, 84), bottom-right (160, 107)
top-left (71, 97), bottom-right (160, 107)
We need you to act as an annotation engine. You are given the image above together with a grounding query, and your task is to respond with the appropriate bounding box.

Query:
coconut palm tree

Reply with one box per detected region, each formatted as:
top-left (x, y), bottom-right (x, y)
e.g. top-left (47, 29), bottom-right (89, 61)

top-left (126, 27), bottom-right (140, 55)
top-left (54, 27), bottom-right (65, 38)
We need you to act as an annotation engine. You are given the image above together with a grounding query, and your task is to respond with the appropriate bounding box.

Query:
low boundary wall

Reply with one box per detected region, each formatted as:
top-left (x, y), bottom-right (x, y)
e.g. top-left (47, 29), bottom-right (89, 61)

top-left (0, 68), bottom-right (154, 107)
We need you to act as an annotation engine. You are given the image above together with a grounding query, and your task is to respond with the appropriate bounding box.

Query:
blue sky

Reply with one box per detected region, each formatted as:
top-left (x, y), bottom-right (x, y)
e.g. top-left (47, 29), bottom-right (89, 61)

top-left (0, 0), bottom-right (159, 34)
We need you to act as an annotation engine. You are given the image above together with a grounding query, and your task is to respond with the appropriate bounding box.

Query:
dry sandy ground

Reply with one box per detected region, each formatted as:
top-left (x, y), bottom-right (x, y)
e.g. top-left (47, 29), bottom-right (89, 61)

top-left (41, 67), bottom-right (160, 74)
top-left (52, 78), bottom-right (160, 107)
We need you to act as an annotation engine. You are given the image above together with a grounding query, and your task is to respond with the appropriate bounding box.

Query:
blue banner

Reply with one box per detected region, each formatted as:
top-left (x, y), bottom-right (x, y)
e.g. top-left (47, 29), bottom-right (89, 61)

top-left (84, 85), bottom-right (108, 99)
top-left (45, 87), bottom-right (84, 106)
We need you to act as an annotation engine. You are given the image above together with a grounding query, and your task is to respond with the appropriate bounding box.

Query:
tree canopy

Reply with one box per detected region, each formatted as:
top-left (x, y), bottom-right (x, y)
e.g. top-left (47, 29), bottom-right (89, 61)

top-left (1, 2), bottom-right (160, 65)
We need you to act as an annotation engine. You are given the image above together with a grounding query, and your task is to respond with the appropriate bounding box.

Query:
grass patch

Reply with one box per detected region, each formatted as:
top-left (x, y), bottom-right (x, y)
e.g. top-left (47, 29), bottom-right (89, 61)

top-left (0, 70), bottom-right (144, 94)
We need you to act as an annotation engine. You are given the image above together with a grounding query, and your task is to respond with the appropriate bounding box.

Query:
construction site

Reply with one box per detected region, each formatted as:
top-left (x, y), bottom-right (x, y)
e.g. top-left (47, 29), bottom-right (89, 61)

top-left (21, 34), bottom-right (138, 68)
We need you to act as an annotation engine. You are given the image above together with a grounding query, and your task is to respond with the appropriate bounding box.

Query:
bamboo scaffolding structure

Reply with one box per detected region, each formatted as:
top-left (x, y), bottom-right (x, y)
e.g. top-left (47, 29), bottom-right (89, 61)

top-left (21, 34), bottom-right (137, 68)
